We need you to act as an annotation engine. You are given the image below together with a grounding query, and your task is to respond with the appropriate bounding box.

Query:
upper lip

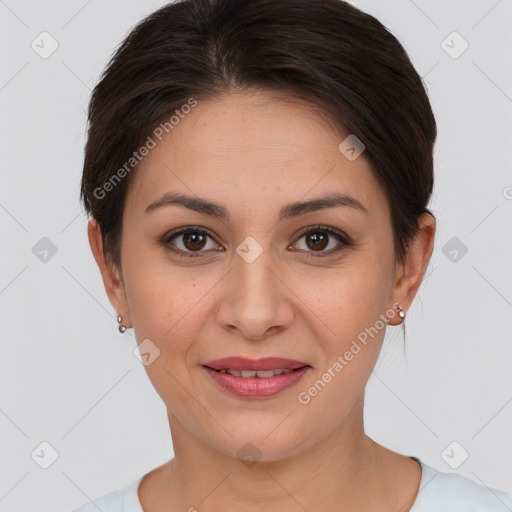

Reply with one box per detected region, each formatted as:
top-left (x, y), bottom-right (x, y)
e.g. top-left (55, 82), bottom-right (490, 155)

top-left (203, 357), bottom-right (310, 371)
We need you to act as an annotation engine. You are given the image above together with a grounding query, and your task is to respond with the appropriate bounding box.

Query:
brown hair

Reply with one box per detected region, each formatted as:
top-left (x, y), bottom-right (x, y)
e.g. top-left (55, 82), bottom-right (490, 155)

top-left (80, 0), bottom-right (436, 268)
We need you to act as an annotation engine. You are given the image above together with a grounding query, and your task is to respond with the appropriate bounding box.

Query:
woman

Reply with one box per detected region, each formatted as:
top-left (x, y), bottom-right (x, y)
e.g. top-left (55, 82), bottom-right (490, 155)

top-left (73, 0), bottom-right (512, 510)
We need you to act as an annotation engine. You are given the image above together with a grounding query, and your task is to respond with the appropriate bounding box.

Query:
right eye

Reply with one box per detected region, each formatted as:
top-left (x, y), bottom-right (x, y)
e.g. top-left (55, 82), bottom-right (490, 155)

top-left (159, 226), bottom-right (224, 257)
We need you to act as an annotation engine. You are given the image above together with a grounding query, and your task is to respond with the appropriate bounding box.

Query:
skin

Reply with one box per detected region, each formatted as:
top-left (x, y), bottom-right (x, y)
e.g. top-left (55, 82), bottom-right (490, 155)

top-left (89, 89), bottom-right (435, 512)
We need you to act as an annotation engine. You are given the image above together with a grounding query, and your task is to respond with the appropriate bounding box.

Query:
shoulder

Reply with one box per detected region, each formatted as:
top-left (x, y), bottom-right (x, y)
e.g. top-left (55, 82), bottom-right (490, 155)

top-left (412, 460), bottom-right (512, 511)
top-left (71, 475), bottom-right (144, 512)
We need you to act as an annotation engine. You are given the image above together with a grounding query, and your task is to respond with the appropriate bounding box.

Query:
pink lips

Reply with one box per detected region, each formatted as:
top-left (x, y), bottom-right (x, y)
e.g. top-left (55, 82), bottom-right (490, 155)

top-left (202, 357), bottom-right (311, 399)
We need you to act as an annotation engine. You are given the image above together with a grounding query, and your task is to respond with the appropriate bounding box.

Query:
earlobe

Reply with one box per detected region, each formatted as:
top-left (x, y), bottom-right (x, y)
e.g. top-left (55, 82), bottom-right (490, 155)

top-left (87, 219), bottom-right (131, 326)
top-left (388, 212), bottom-right (436, 325)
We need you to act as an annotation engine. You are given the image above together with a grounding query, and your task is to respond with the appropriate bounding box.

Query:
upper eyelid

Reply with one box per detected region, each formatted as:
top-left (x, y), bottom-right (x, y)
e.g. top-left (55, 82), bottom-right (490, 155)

top-left (162, 225), bottom-right (217, 239)
top-left (293, 225), bottom-right (349, 241)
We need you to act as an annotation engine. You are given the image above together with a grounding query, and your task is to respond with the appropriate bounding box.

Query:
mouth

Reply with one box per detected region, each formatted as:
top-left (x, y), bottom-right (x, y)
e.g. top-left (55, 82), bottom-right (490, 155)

top-left (201, 357), bottom-right (312, 398)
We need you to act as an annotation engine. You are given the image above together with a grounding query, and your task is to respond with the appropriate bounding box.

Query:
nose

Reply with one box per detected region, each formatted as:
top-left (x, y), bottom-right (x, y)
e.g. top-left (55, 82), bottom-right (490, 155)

top-left (216, 246), bottom-right (295, 340)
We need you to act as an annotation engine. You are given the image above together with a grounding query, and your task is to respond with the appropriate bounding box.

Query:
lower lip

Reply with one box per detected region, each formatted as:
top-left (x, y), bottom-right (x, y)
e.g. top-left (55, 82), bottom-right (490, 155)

top-left (202, 366), bottom-right (311, 399)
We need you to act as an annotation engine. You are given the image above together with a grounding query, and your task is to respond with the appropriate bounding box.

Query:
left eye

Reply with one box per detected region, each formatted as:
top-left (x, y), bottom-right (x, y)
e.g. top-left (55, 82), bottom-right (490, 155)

top-left (291, 227), bottom-right (350, 256)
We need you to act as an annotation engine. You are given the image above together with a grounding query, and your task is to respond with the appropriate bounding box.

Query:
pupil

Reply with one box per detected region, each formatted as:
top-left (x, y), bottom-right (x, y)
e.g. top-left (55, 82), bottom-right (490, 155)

top-left (184, 232), bottom-right (206, 251)
top-left (307, 232), bottom-right (328, 251)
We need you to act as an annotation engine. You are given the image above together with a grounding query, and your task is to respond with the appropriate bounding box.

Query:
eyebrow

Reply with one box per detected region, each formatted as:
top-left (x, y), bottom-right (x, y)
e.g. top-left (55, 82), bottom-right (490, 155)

top-left (145, 191), bottom-right (368, 221)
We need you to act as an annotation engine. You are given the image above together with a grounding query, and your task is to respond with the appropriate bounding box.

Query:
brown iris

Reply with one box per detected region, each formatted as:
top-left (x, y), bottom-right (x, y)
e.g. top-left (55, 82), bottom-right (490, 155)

top-left (183, 232), bottom-right (207, 251)
top-left (305, 232), bottom-right (329, 251)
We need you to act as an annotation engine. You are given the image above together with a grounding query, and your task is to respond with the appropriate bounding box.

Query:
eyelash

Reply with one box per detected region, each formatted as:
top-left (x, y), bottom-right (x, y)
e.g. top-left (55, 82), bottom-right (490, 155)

top-left (159, 224), bottom-right (354, 259)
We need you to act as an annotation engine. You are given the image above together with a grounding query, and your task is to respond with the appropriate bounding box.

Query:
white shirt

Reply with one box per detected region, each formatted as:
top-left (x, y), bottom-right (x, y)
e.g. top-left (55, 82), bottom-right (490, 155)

top-left (72, 458), bottom-right (512, 511)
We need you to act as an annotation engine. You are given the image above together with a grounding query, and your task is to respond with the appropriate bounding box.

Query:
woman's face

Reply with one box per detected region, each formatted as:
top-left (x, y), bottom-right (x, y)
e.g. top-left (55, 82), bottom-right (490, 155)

top-left (92, 90), bottom-right (427, 461)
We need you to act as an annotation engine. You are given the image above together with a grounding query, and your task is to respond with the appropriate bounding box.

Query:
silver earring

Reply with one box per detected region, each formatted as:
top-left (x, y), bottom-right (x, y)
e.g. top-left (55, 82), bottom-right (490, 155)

top-left (117, 315), bottom-right (127, 333)
top-left (394, 303), bottom-right (406, 322)
top-left (395, 303), bottom-right (406, 348)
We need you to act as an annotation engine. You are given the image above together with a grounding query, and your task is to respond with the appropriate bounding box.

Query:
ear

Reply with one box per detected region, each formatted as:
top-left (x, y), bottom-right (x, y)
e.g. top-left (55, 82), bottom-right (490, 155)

top-left (388, 212), bottom-right (436, 326)
top-left (87, 219), bottom-right (131, 327)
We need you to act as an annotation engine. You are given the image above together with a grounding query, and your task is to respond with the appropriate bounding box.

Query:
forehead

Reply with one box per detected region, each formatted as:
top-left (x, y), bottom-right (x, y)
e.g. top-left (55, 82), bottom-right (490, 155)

top-left (124, 90), bottom-right (389, 223)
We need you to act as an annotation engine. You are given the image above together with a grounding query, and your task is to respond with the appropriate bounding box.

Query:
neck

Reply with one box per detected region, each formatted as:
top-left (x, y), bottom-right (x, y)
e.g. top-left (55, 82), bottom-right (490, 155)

top-left (143, 395), bottom-right (421, 512)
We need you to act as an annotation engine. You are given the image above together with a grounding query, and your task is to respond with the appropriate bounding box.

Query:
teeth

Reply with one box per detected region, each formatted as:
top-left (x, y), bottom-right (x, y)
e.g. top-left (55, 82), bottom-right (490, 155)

top-left (253, 370), bottom-right (274, 378)
top-left (222, 368), bottom-right (294, 378)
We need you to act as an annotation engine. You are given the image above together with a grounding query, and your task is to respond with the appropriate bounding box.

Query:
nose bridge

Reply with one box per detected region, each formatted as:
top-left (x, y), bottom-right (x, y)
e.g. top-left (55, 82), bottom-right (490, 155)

top-left (217, 239), bottom-right (294, 338)
top-left (233, 243), bottom-right (277, 309)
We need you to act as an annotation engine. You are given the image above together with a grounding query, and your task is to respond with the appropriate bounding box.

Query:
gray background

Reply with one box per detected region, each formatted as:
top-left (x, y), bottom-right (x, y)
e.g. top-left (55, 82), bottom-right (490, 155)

top-left (0, 0), bottom-right (511, 510)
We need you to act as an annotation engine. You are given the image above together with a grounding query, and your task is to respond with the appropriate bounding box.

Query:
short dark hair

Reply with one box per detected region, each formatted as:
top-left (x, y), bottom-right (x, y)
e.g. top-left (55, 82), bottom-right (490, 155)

top-left (80, 0), bottom-right (436, 268)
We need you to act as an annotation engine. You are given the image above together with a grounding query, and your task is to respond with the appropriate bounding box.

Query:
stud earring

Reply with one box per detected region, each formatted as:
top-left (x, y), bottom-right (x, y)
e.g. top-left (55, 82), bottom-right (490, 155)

top-left (117, 315), bottom-right (127, 334)
top-left (394, 303), bottom-right (406, 322)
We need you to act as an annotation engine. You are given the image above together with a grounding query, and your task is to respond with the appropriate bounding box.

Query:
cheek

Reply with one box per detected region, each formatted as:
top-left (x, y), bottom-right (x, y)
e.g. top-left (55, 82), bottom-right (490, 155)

top-left (122, 261), bottom-right (212, 404)
top-left (292, 254), bottom-right (393, 345)
top-left (122, 242), bottom-right (224, 369)
top-left (125, 267), bottom-right (212, 342)
top-left (293, 267), bottom-right (391, 419)
top-left (122, 235), bottom-right (192, 331)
